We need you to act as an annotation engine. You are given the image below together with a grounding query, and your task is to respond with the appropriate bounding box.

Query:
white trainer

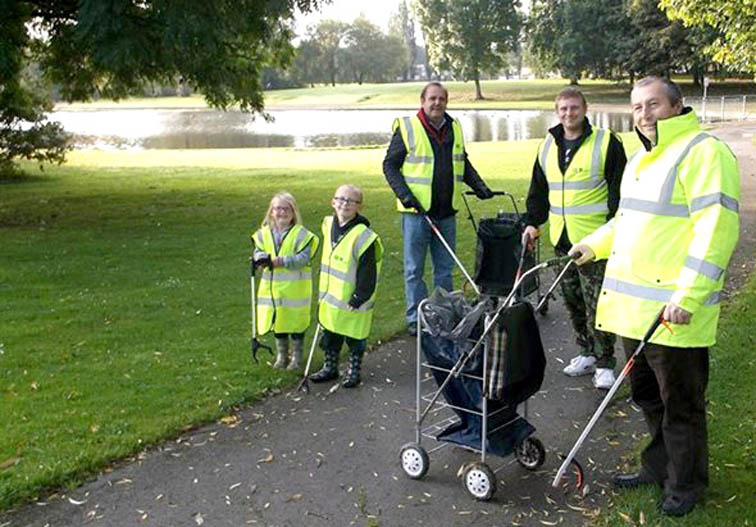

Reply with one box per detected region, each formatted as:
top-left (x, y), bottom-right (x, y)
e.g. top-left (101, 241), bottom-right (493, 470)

top-left (593, 368), bottom-right (616, 389)
top-left (563, 355), bottom-right (596, 376)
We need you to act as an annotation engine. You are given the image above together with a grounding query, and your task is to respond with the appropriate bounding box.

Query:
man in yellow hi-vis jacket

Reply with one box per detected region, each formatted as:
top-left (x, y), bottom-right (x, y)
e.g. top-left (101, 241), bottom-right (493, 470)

top-left (570, 76), bottom-right (740, 517)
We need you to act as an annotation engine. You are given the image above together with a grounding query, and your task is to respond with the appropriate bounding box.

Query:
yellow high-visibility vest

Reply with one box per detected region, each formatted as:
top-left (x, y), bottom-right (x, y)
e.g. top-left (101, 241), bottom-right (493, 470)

top-left (538, 127), bottom-right (612, 245)
top-left (318, 216), bottom-right (383, 340)
top-left (393, 115), bottom-right (465, 213)
top-left (252, 224), bottom-right (319, 335)
top-left (582, 110), bottom-right (739, 346)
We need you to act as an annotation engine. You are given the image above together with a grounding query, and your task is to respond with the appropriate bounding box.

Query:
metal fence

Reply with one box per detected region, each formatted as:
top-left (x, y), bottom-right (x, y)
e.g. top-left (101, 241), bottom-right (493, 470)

top-left (683, 95), bottom-right (756, 122)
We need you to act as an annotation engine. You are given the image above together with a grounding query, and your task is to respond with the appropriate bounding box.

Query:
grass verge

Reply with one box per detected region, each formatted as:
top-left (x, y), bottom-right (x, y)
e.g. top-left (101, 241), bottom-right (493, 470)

top-left (599, 273), bottom-right (756, 526)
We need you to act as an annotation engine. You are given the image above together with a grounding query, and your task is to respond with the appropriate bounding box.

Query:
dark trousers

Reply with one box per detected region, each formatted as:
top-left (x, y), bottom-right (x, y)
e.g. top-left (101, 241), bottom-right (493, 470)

top-left (621, 338), bottom-right (709, 501)
top-left (320, 329), bottom-right (366, 356)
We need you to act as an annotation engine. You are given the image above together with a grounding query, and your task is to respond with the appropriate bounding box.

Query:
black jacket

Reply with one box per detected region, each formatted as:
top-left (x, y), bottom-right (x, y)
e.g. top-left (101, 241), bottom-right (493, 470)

top-left (522, 119), bottom-right (627, 251)
top-left (383, 112), bottom-right (491, 220)
top-left (329, 214), bottom-right (377, 309)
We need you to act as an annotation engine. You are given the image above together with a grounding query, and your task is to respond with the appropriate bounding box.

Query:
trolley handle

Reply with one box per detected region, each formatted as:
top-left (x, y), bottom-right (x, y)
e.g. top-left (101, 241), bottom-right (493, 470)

top-left (461, 190), bottom-right (521, 232)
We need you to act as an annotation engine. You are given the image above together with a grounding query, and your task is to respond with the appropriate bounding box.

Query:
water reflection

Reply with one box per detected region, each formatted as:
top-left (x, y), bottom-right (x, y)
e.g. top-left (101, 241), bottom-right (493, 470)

top-left (51, 108), bottom-right (634, 150)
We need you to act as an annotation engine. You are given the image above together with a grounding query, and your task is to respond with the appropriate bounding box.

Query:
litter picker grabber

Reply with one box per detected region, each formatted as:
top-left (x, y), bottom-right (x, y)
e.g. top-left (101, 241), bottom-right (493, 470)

top-left (249, 258), bottom-right (273, 363)
top-left (297, 323), bottom-right (322, 394)
top-left (422, 213), bottom-right (481, 296)
top-left (551, 308), bottom-right (669, 489)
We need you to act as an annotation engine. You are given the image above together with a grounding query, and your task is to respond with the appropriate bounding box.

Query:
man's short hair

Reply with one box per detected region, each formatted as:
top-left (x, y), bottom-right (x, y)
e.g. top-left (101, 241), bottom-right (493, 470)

top-left (555, 87), bottom-right (587, 107)
top-left (633, 76), bottom-right (683, 107)
top-left (421, 82), bottom-right (448, 100)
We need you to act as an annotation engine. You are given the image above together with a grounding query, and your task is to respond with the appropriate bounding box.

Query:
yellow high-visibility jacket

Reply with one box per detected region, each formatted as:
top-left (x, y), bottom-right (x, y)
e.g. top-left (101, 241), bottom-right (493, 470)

top-left (582, 110), bottom-right (739, 346)
top-left (393, 115), bottom-right (465, 213)
top-left (538, 127), bottom-right (612, 245)
top-left (318, 216), bottom-right (383, 340)
top-left (252, 224), bottom-right (319, 335)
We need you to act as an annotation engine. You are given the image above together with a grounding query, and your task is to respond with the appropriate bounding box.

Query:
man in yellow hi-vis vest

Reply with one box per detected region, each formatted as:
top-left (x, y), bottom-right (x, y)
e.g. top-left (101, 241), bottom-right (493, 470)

top-left (383, 82), bottom-right (493, 336)
top-left (522, 88), bottom-right (627, 390)
top-left (570, 77), bottom-right (739, 517)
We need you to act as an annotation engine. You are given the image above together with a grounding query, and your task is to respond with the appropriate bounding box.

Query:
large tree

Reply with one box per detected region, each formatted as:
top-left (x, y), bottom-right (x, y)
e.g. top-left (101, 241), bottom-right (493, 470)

top-left (388, 1), bottom-right (417, 81)
top-left (659, 0), bottom-right (756, 75)
top-left (1, 0), bottom-right (327, 173)
top-left (413, 0), bottom-right (522, 100)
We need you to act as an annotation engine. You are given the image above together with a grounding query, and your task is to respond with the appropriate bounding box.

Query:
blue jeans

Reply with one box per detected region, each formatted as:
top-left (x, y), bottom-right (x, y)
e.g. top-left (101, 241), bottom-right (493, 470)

top-left (402, 213), bottom-right (456, 324)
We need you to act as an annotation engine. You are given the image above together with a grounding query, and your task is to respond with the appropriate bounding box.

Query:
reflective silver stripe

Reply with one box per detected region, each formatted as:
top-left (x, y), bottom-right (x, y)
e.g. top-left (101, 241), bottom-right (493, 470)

top-left (257, 298), bottom-right (310, 308)
top-left (353, 229), bottom-right (374, 258)
top-left (551, 203), bottom-right (608, 215)
top-left (684, 256), bottom-right (724, 281)
top-left (403, 117), bottom-right (415, 153)
top-left (453, 154), bottom-right (465, 162)
top-left (690, 193), bottom-right (739, 213)
top-left (254, 232), bottom-right (264, 246)
top-left (559, 178), bottom-right (607, 191)
top-left (405, 155), bottom-right (434, 164)
top-left (269, 271), bottom-right (308, 281)
top-left (294, 227), bottom-right (308, 249)
top-left (590, 129), bottom-right (605, 179)
top-left (619, 197), bottom-right (690, 217)
top-left (320, 264), bottom-right (352, 282)
top-left (660, 133), bottom-right (711, 203)
top-left (540, 135), bottom-right (552, 171)
top-left (455, 175), bottom-right (464, 182)
top-left (404, 176), bottom-right (431, 185)
top-left (602, 277), bottom-right (673, 302)
top-left (320, 292), bottom-right (374, 312)
top-left (704, 291), bottom-right (721, 305)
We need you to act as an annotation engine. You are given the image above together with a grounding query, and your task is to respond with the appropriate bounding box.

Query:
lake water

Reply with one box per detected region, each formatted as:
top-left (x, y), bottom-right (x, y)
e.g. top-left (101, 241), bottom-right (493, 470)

top-left (51, 108), bottom-right (634, 150)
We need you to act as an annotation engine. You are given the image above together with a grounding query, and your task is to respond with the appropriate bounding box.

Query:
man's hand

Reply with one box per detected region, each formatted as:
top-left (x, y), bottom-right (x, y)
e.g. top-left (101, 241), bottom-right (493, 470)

top-left (522, 225), bottom-right (539, 252)
top-left (400, 194), bottom-right (423, 212)
top-left (663, 303), bottom-right (691, 325)
top-left (568, 244), bottom-right (596, 266)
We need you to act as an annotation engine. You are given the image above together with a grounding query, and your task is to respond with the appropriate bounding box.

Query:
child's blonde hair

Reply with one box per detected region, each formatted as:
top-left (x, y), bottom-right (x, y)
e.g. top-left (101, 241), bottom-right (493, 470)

top-left (334, 184), bottom-right (364, 204)
top-left (262, 191), bottom-right (303, 227)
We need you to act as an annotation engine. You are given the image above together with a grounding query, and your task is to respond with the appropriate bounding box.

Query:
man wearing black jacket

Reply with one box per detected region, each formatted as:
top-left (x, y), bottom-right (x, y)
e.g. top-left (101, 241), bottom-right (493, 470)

top-left (522, 88), bottom-right (626, 389)
top-left (383, 82), bottom-right (493, 335)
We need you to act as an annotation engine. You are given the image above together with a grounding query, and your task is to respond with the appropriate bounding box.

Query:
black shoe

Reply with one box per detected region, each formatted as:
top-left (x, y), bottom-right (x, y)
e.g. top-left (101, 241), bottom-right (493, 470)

top-left (612, 472), bottom-right (658, 489)
top-left (309, 367), bottom-right (338, 383)
top-left (662, 494), bottom-right (696, 517)
top-left (408, 322), bottom-right (417, 336)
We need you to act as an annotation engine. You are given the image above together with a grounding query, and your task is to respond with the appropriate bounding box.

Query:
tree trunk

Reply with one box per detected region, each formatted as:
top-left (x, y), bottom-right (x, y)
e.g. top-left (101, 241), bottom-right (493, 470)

top-left (474, 77), bottom-right (484, 100)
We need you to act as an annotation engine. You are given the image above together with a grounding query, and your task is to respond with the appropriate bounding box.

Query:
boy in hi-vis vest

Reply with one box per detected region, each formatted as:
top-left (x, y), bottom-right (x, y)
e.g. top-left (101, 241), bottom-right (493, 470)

top-left (310, 185), bottom-right (383, 388)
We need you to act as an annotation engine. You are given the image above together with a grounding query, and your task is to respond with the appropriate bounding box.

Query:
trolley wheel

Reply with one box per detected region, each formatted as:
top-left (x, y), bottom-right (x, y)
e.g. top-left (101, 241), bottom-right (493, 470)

top-left (515, 436), bottom-right (546, 470)
top-left (400, 443), bottom-right (429, 480)
top-left (462, 462), bottom-right (496, 501)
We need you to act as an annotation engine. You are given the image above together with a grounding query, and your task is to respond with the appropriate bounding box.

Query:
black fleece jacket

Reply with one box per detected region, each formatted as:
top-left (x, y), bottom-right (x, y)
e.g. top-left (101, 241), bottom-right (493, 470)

top-left (329, 214), bottom-right (377, 309)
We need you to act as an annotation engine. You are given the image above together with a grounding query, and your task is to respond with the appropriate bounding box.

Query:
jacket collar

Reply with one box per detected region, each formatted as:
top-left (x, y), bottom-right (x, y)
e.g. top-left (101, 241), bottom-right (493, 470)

top-left (636, 107), bottom-right (699, 152)
top-left (548, 117), bottom-right (593, 143)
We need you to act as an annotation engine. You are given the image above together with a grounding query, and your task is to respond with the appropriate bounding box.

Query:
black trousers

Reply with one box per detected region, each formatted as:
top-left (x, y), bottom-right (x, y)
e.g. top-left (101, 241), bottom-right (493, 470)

top-left (622, 338), bottom-right (709, 501)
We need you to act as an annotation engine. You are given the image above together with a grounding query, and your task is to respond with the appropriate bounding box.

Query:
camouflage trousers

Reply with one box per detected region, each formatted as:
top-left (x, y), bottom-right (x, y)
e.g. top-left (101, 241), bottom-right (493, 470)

top-left (554, 246), bottom-right (616, 369)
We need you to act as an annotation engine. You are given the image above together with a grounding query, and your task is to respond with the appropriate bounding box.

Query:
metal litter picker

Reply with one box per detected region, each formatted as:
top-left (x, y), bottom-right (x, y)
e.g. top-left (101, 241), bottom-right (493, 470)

top-left (249, 257), bottom-right (273, 363)
top-left (552, 309), bottom-right (669, 488)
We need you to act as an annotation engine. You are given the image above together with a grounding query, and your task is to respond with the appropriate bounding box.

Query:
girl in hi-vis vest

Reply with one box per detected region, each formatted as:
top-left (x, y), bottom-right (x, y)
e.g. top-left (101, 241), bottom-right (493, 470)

top-left (252, 192), bottom-right (319, 370)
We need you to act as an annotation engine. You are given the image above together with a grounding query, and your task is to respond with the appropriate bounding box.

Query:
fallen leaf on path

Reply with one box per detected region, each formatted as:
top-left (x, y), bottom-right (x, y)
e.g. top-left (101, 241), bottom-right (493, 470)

top-left (286, 493), bottom-right (303, 502)
top-left (68, 497), bottom-right (87, 505)
top-left (193, 512), bottom-right (204, 525)
top-left (0, 457), bottom-right (21, 470)
top-left (257, 451), bottom-right (274, 463)
top-left (220, 415), bottom-right (240, 426)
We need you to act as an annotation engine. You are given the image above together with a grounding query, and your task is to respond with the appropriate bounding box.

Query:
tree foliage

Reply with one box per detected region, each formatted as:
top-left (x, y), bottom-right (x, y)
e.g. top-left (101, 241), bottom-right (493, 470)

top-left (413, 0), bottom-right (522, 99)
top-left (526, 0), bottom-right (715, 84)
top-left (659, 0), bottom-right (756, 75)
top-left (1, 0), bottom-right (327, 172)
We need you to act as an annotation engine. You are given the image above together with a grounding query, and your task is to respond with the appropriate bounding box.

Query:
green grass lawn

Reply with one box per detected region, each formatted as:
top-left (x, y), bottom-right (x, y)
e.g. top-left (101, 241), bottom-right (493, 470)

top-left (0, 140), bottom-right (545, 509)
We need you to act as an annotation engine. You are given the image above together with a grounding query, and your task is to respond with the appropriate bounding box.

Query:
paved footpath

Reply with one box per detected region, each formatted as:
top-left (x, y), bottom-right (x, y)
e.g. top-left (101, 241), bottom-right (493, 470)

top-left (2, 123), bottom-right (754, 527)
